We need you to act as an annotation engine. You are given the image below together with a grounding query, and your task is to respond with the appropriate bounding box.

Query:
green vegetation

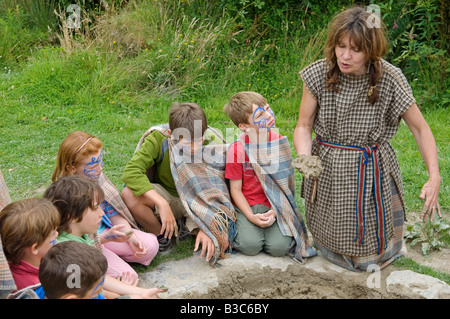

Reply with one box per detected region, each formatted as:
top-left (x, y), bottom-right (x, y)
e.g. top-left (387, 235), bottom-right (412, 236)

top-left (0, 0), bottom-right (448, 275)
top-left (394, 257), bottom-right (450, 285)
top-left (405, 216), bottom-right (450, 256)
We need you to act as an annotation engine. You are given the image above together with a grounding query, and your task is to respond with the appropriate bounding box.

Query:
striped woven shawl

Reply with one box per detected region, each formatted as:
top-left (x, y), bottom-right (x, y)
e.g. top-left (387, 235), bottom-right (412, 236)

top-left (239, 134), bottom-right (317, 262)
top-left (169, 140), bottom-right (236, 266)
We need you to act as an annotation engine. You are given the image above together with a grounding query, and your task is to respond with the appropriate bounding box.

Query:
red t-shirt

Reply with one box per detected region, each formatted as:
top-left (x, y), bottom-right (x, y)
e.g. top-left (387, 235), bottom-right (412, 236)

top-left (225, 132), bottom-right (281, 207)
top-left (8, 260), bottom-right (40, 291)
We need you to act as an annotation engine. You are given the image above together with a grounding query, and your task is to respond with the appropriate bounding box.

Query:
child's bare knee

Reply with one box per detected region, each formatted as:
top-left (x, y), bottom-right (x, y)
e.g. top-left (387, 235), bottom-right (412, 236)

top-left (121, 187), bottom-right (135, 205)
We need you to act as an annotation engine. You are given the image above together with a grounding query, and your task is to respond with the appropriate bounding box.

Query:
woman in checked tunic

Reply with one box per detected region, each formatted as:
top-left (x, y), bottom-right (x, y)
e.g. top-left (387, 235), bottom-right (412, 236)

top-left (293, 7), bottom-right (441, 271)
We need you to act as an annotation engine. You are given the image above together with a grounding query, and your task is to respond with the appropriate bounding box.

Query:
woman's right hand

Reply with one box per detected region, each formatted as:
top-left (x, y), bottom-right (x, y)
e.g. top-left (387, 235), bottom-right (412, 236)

top-left (420, 177), bottom-right (442, 222)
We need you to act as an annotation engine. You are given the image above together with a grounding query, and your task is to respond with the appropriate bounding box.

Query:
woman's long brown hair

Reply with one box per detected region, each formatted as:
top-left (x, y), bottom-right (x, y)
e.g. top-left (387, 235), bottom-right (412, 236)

top-left (324, 7), bottom-right (388, 105)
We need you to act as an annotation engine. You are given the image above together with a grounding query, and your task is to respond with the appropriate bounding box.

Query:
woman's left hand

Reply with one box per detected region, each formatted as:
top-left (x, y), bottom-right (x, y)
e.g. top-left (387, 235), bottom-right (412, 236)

top-left (419, 178), bottom-right (442, 222)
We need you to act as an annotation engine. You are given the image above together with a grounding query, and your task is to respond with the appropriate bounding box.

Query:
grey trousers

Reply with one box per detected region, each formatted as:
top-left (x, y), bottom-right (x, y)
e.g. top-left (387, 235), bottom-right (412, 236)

top-left (233, 204), bottom-right (295, 257)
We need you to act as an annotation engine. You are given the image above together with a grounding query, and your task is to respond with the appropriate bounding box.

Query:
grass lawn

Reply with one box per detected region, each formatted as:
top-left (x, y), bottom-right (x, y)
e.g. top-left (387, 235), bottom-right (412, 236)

top-left (0, 0), bottom-right (448, 283)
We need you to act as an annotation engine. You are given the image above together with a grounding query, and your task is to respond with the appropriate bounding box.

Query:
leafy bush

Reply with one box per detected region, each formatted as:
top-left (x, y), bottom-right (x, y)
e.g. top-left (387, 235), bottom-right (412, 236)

top-left (405, 217), bottom-right (450, 256)
top-left (377, 0), bottom-right (449, 109)
top-left (0, 0), bottom-right (448, 206)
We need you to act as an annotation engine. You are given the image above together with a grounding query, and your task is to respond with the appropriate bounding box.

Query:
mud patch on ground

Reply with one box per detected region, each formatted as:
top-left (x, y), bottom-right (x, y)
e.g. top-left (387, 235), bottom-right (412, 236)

top-left (139, 211), bottom-right (449, 300)
top-left (181, 263), bottom-right (399, 299)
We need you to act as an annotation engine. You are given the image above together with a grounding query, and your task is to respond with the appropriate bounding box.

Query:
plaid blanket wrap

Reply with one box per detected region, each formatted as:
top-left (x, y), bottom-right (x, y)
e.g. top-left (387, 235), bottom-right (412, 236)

top-left (1, 238), bottom-right (16, 299)
top-left (98, 173), bottom-right (140, 230)
top-left (0, 169), bottom-right (17, 299)
top-left (168, 140), bottom-right (236, 266)
top-left (239, 135), bottom-right (317, 263)
top-left (1, 170), bottom-right (39, 299)
top-left (0, 168), bottom-right (11, 212)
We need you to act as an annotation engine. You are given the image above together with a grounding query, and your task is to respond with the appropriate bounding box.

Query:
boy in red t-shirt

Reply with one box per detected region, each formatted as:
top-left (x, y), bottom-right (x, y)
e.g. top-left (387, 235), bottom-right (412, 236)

top-left (0, 198), bottom-right (60, 292)
top-left (224, 91), bottom-right (295, 257)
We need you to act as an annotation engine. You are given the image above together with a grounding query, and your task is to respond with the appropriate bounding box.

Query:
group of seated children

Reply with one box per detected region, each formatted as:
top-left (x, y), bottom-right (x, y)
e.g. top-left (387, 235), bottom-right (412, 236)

top-left (0, 91), bottom-right (312, 299)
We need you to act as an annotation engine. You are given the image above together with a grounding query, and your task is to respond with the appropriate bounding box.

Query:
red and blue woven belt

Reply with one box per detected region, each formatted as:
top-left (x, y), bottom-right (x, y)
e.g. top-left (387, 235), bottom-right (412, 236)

top-left (317, 137), bottom-right (387, 255)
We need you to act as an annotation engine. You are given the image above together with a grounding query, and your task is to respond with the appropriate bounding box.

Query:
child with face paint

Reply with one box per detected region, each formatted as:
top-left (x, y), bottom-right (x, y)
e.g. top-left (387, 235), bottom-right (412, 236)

top-left (224, 91), bottom-right (295, 257)
top-left (43, 176), bottom-right (165, 299)
top-left (52, 131), bottom-right (159, 280)
top-left (38, 241), bottom-right (108, 299)
top-left (0, 198), bottom-right (60, 292)
top-left (39, 241), bottom-right (164, 299)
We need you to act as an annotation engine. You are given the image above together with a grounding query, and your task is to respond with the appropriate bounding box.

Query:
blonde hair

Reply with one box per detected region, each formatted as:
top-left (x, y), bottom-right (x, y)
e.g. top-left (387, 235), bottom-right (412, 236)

top-left (324, 6), bottom-right (388, 104)
top-left (223, 91), bottom-right (267, 126)
top-left (52, 131), bottom-right (103, 182)
top-left (0, 198), bottom-right (60, 264)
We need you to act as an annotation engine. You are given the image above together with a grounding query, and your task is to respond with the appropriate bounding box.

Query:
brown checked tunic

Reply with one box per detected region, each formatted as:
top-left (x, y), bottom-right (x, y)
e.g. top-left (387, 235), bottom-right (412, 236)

top-left (299, 59), bottom-right (415, 257)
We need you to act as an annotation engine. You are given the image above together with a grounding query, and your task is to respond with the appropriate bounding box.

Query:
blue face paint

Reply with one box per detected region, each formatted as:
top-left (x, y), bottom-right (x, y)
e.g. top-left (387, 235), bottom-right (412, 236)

top-left (252, 105), bottom-right (275, 130)
top-left (83, 150), bottom-right (103, 180)
top-left (49, 239), bottom-right (57, 246)
top-left (89, 275), bottom-right (105, 299)
top-left (103, 232), bottom-right (121, 240)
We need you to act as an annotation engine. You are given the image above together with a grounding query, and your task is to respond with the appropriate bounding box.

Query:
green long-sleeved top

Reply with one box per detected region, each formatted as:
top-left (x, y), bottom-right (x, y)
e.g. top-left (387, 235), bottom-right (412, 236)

top-left (122, 130), bottom-right (177, 197)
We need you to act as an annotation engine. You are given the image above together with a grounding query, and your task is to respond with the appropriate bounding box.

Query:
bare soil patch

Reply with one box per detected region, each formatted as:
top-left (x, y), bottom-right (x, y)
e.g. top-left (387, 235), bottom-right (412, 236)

top-left (166, 211), bottom-right (449, 299)
top-left (181, 262), bottom-right (399, 299)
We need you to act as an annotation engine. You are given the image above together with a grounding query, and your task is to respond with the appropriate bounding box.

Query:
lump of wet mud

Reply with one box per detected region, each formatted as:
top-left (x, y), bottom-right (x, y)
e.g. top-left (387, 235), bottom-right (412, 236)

top-left (182, 265), bottom-right (395, 299)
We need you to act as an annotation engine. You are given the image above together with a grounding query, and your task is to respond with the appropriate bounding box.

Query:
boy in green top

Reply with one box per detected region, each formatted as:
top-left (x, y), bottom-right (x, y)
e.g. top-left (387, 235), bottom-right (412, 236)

top-left (121, 102), bottom-right (219, 260)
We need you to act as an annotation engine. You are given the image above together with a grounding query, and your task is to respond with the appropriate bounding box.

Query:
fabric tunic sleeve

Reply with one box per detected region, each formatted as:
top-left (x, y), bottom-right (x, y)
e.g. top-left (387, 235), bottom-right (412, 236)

top-left (382, 61), bottom-right (416, 126)
top-left (299, 59), bottom-right (326, 99)
top-left (0, 169), bottom-right (11, 211)
top-left (0, 238), bottom-right (16, 298)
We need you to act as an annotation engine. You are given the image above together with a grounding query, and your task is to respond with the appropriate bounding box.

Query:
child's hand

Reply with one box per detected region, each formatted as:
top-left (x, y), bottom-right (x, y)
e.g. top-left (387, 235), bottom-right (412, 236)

top-left (102, 224), bottom-right (129, 243)
top-left (128, 287), bottom-right (166, 299)
top-left (159, 204), bottom-right (177, 239)
top-left (250, 213), bottom-right (275, 228)
top-left (263, 209), bottom-right (277, 220)
top-left (115, 272), bottom-right (139, 286)
top-left (127, 233), bottom-right (147, 258)
top-left (194, 229), bottom-right (215, 261)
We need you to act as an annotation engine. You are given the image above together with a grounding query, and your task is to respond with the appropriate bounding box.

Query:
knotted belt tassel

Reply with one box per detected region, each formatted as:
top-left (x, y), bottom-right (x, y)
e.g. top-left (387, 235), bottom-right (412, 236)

top-left (317, 138), bottom-right (388, 255)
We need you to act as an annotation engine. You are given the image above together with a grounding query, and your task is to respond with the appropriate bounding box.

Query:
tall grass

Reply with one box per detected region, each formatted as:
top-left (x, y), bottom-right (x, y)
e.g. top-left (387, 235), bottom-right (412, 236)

top-left (0, 0), bottom-right (448, 213)
top-left (0, 0), bottom-right (448, 279)
top-left (391, 107), bottom-right (450, 213)
top-left (0, 6), bottom-right (47, 69)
